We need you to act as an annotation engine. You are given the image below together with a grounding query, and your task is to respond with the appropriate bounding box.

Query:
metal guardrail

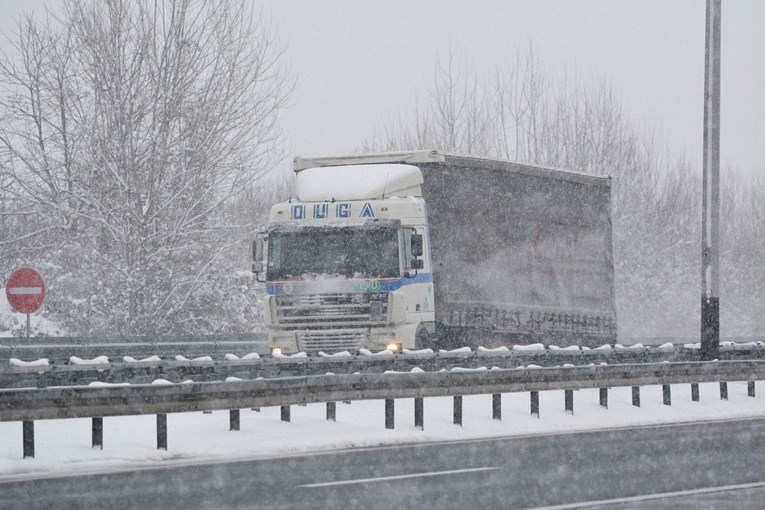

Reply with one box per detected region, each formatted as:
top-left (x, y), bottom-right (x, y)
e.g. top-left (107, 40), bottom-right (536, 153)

top-left (0, 334), bottom-right (269, 363)
top-left (1, 361), bottom-right (762, 422)
top-left (2, 343), bottom-right (765, 390)
top-left (3, 360), bottom-right (762, 458)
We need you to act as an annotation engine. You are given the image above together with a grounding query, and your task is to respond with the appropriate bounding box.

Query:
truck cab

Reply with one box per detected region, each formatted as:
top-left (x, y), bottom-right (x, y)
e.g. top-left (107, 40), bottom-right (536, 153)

top-left (253, 163), bottom-right (435, 354)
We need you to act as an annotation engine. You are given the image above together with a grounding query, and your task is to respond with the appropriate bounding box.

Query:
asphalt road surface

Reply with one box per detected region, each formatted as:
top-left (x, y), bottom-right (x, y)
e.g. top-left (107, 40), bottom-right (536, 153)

top-left (2, 417), bottom-right (764, 509)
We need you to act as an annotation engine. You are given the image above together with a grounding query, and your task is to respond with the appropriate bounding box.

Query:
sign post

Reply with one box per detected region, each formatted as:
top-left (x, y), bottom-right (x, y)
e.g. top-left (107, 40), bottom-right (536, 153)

top-left (5, 268), bottom-right (46, 339)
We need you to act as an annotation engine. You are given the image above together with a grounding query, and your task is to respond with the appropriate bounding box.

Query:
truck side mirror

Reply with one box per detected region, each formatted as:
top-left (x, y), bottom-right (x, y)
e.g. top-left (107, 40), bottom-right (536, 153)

top-left (252, 235), bottom-right (266, 279)
top-left (411, 233), bottom-right (423, 258)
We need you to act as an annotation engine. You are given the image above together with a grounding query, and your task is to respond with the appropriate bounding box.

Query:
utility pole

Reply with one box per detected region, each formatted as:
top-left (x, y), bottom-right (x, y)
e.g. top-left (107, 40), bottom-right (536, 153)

top-left (701, 0), bottom-right (721, 361)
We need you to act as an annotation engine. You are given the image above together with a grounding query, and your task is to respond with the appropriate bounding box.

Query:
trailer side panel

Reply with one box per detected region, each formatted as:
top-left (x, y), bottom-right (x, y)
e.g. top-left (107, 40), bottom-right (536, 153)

top-left (420, 157), bottom-right (616, 347)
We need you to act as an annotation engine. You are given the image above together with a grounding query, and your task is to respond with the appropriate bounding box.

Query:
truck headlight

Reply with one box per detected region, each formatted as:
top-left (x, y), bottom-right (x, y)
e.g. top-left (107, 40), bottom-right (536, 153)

top-left (271, 347), bottom-right (282, 356)
top-left (386, 342), bottom-right (402, 353)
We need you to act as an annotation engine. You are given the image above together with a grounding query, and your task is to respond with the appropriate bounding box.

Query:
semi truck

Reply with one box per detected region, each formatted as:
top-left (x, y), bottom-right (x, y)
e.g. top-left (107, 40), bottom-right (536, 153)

top-left (253, 150), bottom-right (617, 354)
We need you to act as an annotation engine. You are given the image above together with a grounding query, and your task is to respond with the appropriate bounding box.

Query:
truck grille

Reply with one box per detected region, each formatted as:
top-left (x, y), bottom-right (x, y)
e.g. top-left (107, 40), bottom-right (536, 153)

top-left (297, 329), bottom-right (368, 353)
top-left (275, 293), bottom-right (388, 328)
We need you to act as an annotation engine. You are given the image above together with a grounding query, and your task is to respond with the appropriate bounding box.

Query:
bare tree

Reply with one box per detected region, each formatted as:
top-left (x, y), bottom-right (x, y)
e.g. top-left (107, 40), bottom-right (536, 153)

top-left (0, 0), bottom-right (291, 335)
top-left (363, 50), bottom-right (764, 340)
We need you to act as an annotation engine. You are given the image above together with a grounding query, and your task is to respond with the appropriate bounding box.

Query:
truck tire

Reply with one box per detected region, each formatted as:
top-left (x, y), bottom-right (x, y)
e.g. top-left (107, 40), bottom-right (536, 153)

top-left (415, 326), bottom-right (436, 351)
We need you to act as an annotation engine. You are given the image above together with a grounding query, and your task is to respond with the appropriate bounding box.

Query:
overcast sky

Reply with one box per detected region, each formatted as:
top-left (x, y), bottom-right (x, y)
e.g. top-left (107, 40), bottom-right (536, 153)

top-left (259, 0), bottom-right (764, 178)
top-left (3, 1), bottom-right (763, 178)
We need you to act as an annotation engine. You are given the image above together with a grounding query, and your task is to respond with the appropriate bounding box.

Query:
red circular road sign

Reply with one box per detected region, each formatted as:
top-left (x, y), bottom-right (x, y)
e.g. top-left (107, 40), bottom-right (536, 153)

top-left (5, 268), bottom-right (45, 314)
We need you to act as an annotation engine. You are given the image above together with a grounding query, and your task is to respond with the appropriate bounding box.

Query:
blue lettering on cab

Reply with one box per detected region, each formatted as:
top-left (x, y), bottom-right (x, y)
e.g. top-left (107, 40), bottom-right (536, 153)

top-left (336, 203), bottom-right (351, 218)
top-left (313, 203), bottom-right (329, 219)
top-left (291, 204), bottom-right (306, 220)
top-left (360, 203), bottom-right (375, 218)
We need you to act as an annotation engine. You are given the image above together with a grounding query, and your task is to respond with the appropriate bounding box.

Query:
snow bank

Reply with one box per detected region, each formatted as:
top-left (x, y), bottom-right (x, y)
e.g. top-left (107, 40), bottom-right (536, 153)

top-left (549, 345), bottom-right (581, 354)
top-left (438, 347), bottom-right (473, 357)
top-left (614, 343), bottom-right (645, 351)
top-left (477, 346), bottom-right (510, 353)
top-left (3, 382), bottom-right (765, 481)
top-left (88, 381), bottom-right (129, 387)
top-left (318, 351), bottom-right (352, 358)
top-left (224, 353), bottom-right (261, 361)
top-left (151, 379), bottom-right (174, 385)
top-left (9, 358), bottom-right (49, 367)
top-left (175, 355), bottom-right (213, 364)
top-left (512, 343), bottom-right (545, 352)
top-left (272, 352), bottom-right (308, 359)
top-left (401, 348), bottom-right (434, 355)
top-left (123, 355), bottom-right (161, 363)
top-left (0, 287), bottom-right (66, 338)
top-left (439, 346), bottom-right (472, 354)
top-left (358, 348), bottom-right (393, 357)
top-left (69, 356), bottom-right (109, 365)
top-left (653, 342), bottom-right (676, 352)
top-left (451, 366), bottom-right (488, 373)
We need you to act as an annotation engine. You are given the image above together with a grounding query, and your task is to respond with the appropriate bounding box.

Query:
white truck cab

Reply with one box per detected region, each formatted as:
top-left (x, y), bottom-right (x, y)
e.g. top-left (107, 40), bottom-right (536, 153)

top-left (253, 163), bottom-right (435, 354)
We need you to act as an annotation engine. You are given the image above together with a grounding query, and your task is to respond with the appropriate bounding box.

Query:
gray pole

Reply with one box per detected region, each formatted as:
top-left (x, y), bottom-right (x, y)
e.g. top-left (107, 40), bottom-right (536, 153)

top-left (26, 314), bottom-right (30, 341)
top-left (701, 0), bottom-right (721, 361)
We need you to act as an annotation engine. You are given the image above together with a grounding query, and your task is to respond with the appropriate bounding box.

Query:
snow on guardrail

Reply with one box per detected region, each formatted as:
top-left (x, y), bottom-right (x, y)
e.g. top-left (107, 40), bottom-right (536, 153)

top-left (123, 355), bottom-right (161, 363)
top-left (271, 352), bottom-right (308, 359)
top-left (477, 346), bottom-right (510, 353)
top-left (317, 351), bottom-right (352, 358)
top-left (174, 355), bottom-right (213, 365)
top-left (9, 358), bottom-right (49, 367)
top-left (224, 353), bottom-right (260, 361)
top-left (358, 348), bottom-right (393, 357)
top-left (69, 356), bottom-right (110, 365)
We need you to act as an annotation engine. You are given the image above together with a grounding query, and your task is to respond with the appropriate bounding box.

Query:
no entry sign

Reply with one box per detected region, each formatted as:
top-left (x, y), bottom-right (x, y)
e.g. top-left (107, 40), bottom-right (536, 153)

top-left (6, 268), bottom-right (45, 314)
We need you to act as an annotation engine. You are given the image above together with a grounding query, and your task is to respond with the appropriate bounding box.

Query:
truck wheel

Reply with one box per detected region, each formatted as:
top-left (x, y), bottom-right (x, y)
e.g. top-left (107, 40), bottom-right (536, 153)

top-left (415, 326), bottom-right (435, 351)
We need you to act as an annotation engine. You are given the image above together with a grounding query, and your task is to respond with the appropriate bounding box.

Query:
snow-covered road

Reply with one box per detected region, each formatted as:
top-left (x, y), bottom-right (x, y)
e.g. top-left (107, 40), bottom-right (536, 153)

top-left (1, 381), bottom-right (763, 482)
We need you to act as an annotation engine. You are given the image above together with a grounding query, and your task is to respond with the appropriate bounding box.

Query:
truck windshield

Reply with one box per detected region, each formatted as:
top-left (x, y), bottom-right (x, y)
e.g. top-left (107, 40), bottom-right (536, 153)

top-left (267, 225), bottom-right (400, 281)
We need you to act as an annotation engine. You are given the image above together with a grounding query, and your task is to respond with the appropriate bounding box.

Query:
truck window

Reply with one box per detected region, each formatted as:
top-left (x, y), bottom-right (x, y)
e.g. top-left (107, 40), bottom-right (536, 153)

top-left (267, 225), bottom-right (400, 281)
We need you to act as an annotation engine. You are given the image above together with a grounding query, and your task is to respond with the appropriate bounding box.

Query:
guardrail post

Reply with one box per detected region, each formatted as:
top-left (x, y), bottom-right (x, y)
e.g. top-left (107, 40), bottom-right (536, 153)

top-left (663, 385), bottom-right (671, 406)
top-left (281, 405), bottom-right (291, 422)
top-left (720, 381), bottom-right (728, 400)
top-left (326, 402), bottom-right (336, 422)
top-left (691, 383), bottom-right (700, 402)
top-left (564, 390), bottom-right (574, 414)
top-left (599, 388), bottom-right (608, 408)
top-left (92, 417), bottom-right (103, 449)
top-left (414, 398), bottom-right (424, 430)
top-left (492, 394), bottom-right (501, 421)
top-left (230, 410), bottom-right (240, 431)
top-left (632, 386), bottom-right (641, 407)
top-left (385, 399), bottom-right (395, 429)
top-left (530, 391), bottom-right (539, 417)
top-left (36, 372), bottom-right (48, 389)
top-left (748, 381), bottom-right (756, 397)
top-left (157, 414), bottom-right (167, 450)
top-left (23, 421), bottom-right (34, 459)
top-left (453, 396), bottom-right (463, 426)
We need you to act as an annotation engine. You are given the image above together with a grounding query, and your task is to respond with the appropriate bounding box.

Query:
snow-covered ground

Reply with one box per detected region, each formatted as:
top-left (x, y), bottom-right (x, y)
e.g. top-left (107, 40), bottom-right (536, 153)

top-left (0, 382), bottom-right (763, 481)
top-left (0, 287), bottom-right (65, 338)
